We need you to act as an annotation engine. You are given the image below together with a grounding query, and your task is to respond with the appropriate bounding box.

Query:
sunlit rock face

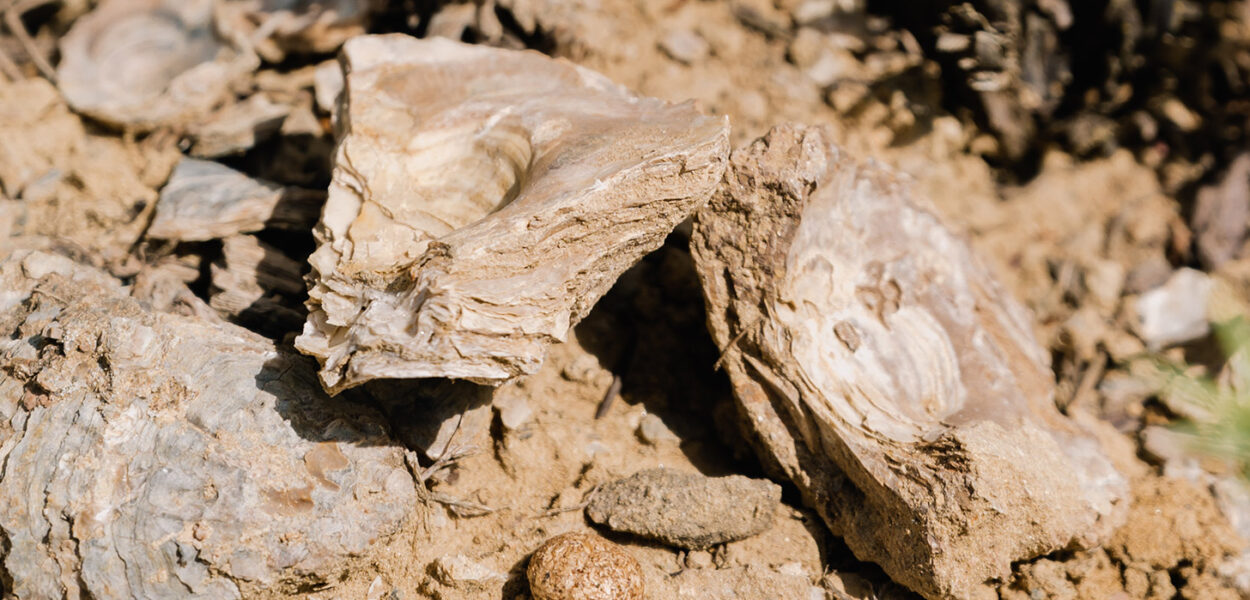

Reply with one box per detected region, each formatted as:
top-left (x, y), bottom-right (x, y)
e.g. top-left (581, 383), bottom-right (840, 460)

top-left (296, 35), bottom-right (729, 394)
top-left (690, 124), bottom-right (1128, 600)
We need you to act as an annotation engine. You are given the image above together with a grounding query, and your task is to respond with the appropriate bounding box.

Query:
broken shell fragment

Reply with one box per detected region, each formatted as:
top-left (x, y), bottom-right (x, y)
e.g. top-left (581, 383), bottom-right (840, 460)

top-left (689, 124), bottom-right (1128, 600)
top-left (295, 35), bottom-right (729, 393)
top-left (148, 158), bottom-right (324, 242)
top-left (57, 0), bottom-right (258, 131)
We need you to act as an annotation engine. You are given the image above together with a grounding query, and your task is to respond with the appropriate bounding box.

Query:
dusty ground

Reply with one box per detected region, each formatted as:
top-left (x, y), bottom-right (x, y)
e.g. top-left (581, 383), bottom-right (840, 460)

top-left (5, 0), bottom-right (1250, 599)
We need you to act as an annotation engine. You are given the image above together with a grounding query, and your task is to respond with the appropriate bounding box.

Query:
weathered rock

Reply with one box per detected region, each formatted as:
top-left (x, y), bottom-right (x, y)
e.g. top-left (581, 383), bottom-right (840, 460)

top-left (586, 468), bottom-right (781, 549)
top-left (295, 35), bottom-right (728, 393)
top-left (149, 158), bottom-right (324, 242)
top-left (689, 124), bottom-right (1127, 599)
top-left (208, 235), bottom-right (307, 336)
top-left (430, 554), bottom-right (506, 591)
top-left (1134, 267), bottom-right (1213, 350)
top-left (0, 250), bottom-right (416, 598)
top-left (527, 533), bottom-right (643, 600)
top-left (218, 0), bottom-right (377, 63)
top-left (1193, 154), bottom-right (1250, 269)
top-left (189, 94), bottom-right (292, 158)
top-left (57, 0), bottom-right (258, 131)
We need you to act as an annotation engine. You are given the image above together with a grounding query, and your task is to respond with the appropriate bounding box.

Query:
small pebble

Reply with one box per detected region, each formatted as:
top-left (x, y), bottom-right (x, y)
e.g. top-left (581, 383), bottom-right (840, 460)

top-left (431, 554), bottom-right (504, 590)
top-left (1134, 267), bottom-right (1212, 349)
top-left (527, 533), bottom-right (644, 600)
top-left (685, 549), bottom-right (714, 569)
top-left (636, 413), bottom-right (678, 445)
top-left (659, 29), bottom-right (710, 65)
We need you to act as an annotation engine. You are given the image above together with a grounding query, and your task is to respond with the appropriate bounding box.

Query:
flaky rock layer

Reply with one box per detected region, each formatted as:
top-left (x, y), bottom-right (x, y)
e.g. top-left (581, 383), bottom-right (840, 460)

top-left (296, 35), bottom-right (728, 393)
top-left (690, 125), bottom-right (1128, 600)
top-left (0, 251), bottom-right (416, 598)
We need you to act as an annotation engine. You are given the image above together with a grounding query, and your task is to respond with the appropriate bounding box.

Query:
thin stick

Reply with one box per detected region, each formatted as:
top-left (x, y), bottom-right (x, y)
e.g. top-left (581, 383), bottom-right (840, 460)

top-left (595, 375), bottom-right (622, 419)
top-left (5, 0), bottom-right (56, 82)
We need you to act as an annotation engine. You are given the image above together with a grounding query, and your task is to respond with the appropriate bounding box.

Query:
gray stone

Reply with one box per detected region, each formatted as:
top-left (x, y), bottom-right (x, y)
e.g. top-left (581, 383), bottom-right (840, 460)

top-left (586, 468), bottom-right (780, 549)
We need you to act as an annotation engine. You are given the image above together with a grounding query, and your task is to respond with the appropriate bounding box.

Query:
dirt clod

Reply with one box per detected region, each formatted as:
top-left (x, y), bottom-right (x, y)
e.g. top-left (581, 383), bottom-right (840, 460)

top-left (585, 467), bottom-right (781, 550)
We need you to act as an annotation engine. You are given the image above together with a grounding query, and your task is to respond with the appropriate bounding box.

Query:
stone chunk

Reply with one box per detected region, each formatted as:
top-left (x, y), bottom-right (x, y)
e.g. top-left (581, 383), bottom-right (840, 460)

top-left (295, 35), bottom-right (728, 393)
top-left (149, 158), bottom-right (324, 242)
top-left (57, 0), bottom-right (258, 131)
top-left (689, 124), bottom-right (1127, 599)
top-left (0, 250), bottom-right (415, 598)
top-left (527, 533), bottom-right (643, 600)
top-left (586, 468), bottom-right (781, 549)
top-left (1134, 267), bottom-right (1213, 350)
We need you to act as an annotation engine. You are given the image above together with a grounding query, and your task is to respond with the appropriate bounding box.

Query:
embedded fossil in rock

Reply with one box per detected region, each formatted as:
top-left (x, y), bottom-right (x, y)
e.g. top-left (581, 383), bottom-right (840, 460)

top-left (0, 250), bottom-right (416, 598)
top-left (296, 35), bottom-right (729, 393)
top-left (689, 124), bottom-right (1128, 600)
top-left (57, 0), bottom-right (258, 131)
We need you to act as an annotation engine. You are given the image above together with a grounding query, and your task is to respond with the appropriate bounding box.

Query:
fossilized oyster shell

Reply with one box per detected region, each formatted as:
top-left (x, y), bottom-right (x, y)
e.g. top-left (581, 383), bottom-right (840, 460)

top-left (296, 35), bottom-right (729, 393)
top-left (690, 125), bottom-right (1127, 600)
top-left (57, 0), bottom-right (258, 130)
top-left (0, 250), bottom-right (415, 597)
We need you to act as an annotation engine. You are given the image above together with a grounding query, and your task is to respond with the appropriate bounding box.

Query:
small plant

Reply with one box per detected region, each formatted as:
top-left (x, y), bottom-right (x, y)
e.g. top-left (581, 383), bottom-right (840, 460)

top-left (1152, 316), bottom-right (1250, 478)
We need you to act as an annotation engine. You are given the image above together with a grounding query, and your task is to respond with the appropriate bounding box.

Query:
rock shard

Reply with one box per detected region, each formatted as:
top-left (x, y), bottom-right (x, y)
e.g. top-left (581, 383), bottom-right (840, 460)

top-left (0, 250), bottom-right (417, 598)
top-left (57, 0), bottom-right (258, 131)
top-left (689, 124), bottom-right (1128, 600)
top-left (296, 35), bottom-right (729, 393)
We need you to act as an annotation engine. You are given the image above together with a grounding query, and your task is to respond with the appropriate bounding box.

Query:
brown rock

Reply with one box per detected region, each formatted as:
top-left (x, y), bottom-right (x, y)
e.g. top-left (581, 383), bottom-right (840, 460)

top-left (527, 533), bottom-right (643, 600)
top-left (689, 124), bottom-right (1128, 599)
top-left (586, 468), bottom-right (781, 549)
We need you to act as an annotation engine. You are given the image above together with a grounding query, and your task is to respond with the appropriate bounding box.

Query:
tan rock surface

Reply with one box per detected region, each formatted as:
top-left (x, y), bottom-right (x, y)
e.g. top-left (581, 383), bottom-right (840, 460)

top-left (690, 124), bottom-right (1129, 599)
top-left (296, 35), bottom-right (729, 393)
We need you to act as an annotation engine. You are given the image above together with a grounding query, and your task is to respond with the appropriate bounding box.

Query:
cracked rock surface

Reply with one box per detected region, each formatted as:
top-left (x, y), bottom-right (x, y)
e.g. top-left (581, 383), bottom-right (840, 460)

top-left (0, 250), bottom-right (416, 599)
top-left (295, 35), bottom-right (729, 393)
top-left (690, 124), bottom-right (1129, 600)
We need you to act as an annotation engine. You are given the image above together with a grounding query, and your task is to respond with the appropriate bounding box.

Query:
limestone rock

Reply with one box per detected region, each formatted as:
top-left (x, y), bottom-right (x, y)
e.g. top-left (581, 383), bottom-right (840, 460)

top-left (295, 35), bottom-right (728, 393)
top-left (149, 158), bottom-right (324, 242)
top-left (57, 0), bottom-right (259, 131)
top-left (0, 250), bottom-right (416, 598)
top-left (689, 124), bottom-right (1128, 599)
top-left (586, 468), bottom-right (781, 549)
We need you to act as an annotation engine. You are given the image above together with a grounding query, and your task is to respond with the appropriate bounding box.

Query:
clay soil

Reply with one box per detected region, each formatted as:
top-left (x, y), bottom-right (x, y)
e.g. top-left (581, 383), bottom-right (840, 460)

top-left (6, 1), bottom-right (1250, 599)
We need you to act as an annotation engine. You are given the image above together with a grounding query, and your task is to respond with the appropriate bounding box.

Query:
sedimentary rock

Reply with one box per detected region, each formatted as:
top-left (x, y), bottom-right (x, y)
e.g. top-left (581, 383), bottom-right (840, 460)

top-left (689, 124), bottom-right (1128, 600)
top-left (57, 0), bottom-right (258, 131)
top-left (296, 35), bottom-right (728, 393)
top-left (149, 158), bottom-right (324, 242)
top-left (586, 468), bottom-right (781, 549)
top-left (0, 250), bottom-right (416, 598)
top-left (527, 533), bottom-right (644, 600)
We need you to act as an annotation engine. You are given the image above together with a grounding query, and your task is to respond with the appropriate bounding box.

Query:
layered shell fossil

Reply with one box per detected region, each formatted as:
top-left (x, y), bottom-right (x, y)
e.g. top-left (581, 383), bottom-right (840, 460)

top-left (0, 250), bottom-right (415, 598)
top-left (295, 35), bottom-right (729, 393)
top-left (690, 124), bottom-right (1128, 600)
top-left (57, 0), bottom-right (258, 130)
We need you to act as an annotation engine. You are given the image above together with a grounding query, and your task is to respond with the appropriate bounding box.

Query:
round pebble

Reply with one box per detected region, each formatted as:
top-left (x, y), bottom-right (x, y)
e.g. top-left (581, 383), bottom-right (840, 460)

top-left (527, 532), bottom-right (644, 600)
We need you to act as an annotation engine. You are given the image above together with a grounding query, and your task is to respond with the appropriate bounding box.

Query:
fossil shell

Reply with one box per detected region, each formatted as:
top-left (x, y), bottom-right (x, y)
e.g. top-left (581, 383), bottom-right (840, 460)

top-left (0, 250), bottom-right (414, 597)
top-left (295, 35), bottom-right (729, 393)
top-left (57, 0), bottom-right (258, 131)
top-left (690, 124), bottom-right (1128, 600)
